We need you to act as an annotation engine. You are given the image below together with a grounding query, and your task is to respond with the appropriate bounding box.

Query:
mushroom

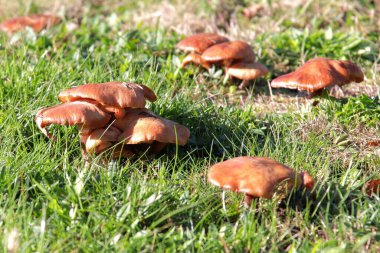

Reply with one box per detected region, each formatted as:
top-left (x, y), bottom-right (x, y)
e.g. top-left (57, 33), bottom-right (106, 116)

top-left (58, 82), bottom-right (157, 118)
top-left (208, 157), bottom-right (315, 208)
top-left (84, 126), bottom-right (121, 154)
top-left (270, 58), bottom-right (364, 97)
top-left (114, 108), bottom-right (190, 154)
top-left (35, 101), bottom-right (111, 139)
top-left (201, 41), bottom-right (256, 68)
top-left (226, 61), bottom-right (269, 89)
top-left (176, 33), bottom-right (229, 68)
top-left (364, 179), bottom-right (380, 197)
top-left (0, 14), bottom-right (60, 35)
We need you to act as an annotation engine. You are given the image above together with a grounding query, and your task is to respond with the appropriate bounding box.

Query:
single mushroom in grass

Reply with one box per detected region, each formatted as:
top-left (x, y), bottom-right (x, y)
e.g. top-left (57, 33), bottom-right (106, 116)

top-left (176, 33), bottom-right (229, 68)
top-left (35, 101), bottom-right (111, 139)
top-left (208, 157), bottom-right (315, 209)
top-left (201, 41), bottom-right (256, 69)
top-left (0, 14), bottom-right (60, 35)
top-left (226, 61), bottom-right (269, 89)
top-left (114, 108), bottom-right (190, 155)
top-left (270, 58), bottom-right (364, 98)
top-left (58, 82), bottom-right (157, 119)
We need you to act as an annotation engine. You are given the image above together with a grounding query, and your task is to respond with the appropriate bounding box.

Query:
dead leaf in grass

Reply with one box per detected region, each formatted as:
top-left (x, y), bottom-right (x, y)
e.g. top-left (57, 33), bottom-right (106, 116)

top-left (365, 179), bottom-right (380, 196)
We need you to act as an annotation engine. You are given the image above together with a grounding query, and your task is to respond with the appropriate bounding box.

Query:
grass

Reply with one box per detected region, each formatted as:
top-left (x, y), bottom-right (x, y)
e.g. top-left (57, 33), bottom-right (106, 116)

top-left (0, 0), bottom-right (379, 252)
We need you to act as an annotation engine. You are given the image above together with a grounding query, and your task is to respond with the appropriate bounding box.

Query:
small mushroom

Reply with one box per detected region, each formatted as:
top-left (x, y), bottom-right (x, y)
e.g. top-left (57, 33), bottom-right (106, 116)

top-left (0, 14), bottom-right (60, 35)
top-left (208, 157), bottom-right (314, 208)
top-left (114, 108), bottom-right (190, 154)
top-left (226, 61), bottom-right (269, 89)
top-left (201, 41), bottom-right (256, 68)
top-left (84, 126), bottom-right (121, 154)
top-left (35, 101), bottom-right (111, 139)
top-left (58, 82), bottom-right (157, 118)
top-left (176, 33), bottom-right (229, 68)
top-left (270, 58), bottom-right (364, 97)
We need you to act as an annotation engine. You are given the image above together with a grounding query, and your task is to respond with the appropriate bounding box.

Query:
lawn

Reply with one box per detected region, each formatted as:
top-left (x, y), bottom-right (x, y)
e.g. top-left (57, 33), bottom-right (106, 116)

top-left (0, 0), bottom-right (379, 252)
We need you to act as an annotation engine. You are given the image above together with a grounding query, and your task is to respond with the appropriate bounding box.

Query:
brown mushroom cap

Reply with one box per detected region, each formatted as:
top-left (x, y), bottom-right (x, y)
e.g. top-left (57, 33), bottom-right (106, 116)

top-left (208, 157), bottom-right (314, 199)
top-left (226, 61), bottom-right (269, 80)
top-left (58, 82), bottom-right (157, 113)
top-left (176, 33), bottom-right (229, 54)
top-left (85, 126), bottom-right (121, 154)
top-left (35, 101), bottom-right (111, 139)
top-left (0, 14), bottom-right (60, 34)
top-left (201, 41), bottom-right (256, 66)
top-left (114, 108), bottom-right (190, 146)
top-left (365, 179), bottom-right (380, 197)
top-left (271, 58), bottom-right (364, 93)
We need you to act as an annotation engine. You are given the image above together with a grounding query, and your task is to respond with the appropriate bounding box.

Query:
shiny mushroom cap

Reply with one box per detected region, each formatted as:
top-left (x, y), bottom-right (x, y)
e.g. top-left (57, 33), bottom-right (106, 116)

top-left (176, 33), bottom-right (229, 54)
top-left (35, 101), bottom-right (111, 139)
top-left (201, 41), bottom-right (256, 66)
top-left (0, 14), bottom-right (60, 34)
top-left (58, 82), bottom-right (157, 116)
top-left (114, 108), bottom-right (190, 146)
top-left (208, 156), bottom-right (314, 199)
top-left (226, 61), bottom-right (269, 80)
top-left (85, 126), bottom-right (121, 154)
top-left (271, 58), bottom-right (364, 93)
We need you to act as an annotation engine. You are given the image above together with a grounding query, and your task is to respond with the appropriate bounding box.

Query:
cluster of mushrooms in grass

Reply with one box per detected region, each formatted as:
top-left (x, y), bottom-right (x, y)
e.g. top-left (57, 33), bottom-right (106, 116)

top-left (35, 82), bottom-right (190, 159)
top-left (12, 21), bottom-right (376, 207)
top-left (176, 33), bottom-right (269, 89)
top-left (177, 33), bottom-right (365, 98)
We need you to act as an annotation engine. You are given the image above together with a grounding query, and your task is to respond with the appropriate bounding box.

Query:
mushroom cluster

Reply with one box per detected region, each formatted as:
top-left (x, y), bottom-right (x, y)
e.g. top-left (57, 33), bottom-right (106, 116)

top-left (208, 157), bottom-right (315, 207)
top-left (177, 33), bottom-right (268, 89)
top-left (177, 34), bottom-right (365, 98)
top-left (35, 81), bottom-right (190, 158)
top-left (0, 14), bottom-right (60, 36)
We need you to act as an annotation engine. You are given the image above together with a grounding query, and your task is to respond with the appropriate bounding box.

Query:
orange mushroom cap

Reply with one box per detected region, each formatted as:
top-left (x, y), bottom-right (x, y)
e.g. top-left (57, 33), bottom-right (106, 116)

top-left (271, 58), bottom-right (364, 93)
top-left (226, 61), bottom-right (269, 80)
top-left (208, 157), bottom-right (314, 199)
top-left (35, 101), bottom-right (111, 139)
top-left (0, 14), bottom-right (60, 34)
top-left (58, 82), bottom-right (157, 117)
top-left (85, 126), bottom-right (121, 154)
top-left (181, 52), bottom-right (211, 69)
top-left (176, 33), bottom-right (229, 54)
top-left (114, 108), bottom-right (190, 146)
top-left (201, 41), bottom-right (256, 66)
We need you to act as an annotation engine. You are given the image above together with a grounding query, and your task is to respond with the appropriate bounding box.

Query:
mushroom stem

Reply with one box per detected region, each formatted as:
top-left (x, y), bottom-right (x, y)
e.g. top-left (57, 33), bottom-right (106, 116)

top-left (244, 194), bottom-right (254, 208)
top-left (328, 84), bottom-right (345, 98)
top-left (150, 141), bottom-right (167, 154)
top-left (222, 190), bottom-right (227, 213)
top-left (238, 80), bottom-right (250, 89)
top-left (302, 90), bottom-right (323, 98)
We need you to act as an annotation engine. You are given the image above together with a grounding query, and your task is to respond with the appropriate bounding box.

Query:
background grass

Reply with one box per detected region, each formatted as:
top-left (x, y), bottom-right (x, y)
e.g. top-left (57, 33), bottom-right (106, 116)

top-left (0, 0), bottom-right (379, 252)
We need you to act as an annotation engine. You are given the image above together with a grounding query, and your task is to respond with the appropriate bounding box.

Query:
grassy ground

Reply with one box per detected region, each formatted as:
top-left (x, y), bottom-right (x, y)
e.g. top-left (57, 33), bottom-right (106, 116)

top-left (0, 0), bottom-right (379, 252)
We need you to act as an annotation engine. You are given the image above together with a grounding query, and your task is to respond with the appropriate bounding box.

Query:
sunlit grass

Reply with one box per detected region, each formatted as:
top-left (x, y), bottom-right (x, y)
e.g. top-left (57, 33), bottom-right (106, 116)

top-left (0, 0), bottom-right (379, 252)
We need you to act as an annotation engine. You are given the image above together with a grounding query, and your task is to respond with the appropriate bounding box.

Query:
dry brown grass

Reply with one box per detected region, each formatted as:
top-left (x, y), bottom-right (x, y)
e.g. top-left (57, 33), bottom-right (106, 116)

top-left (296, 115), bottom-right (380, 166)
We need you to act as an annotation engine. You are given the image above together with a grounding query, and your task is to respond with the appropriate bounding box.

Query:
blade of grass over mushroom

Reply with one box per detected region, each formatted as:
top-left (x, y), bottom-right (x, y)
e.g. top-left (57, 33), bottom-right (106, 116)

top-left (0, 0), bottom-right (379, 252)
